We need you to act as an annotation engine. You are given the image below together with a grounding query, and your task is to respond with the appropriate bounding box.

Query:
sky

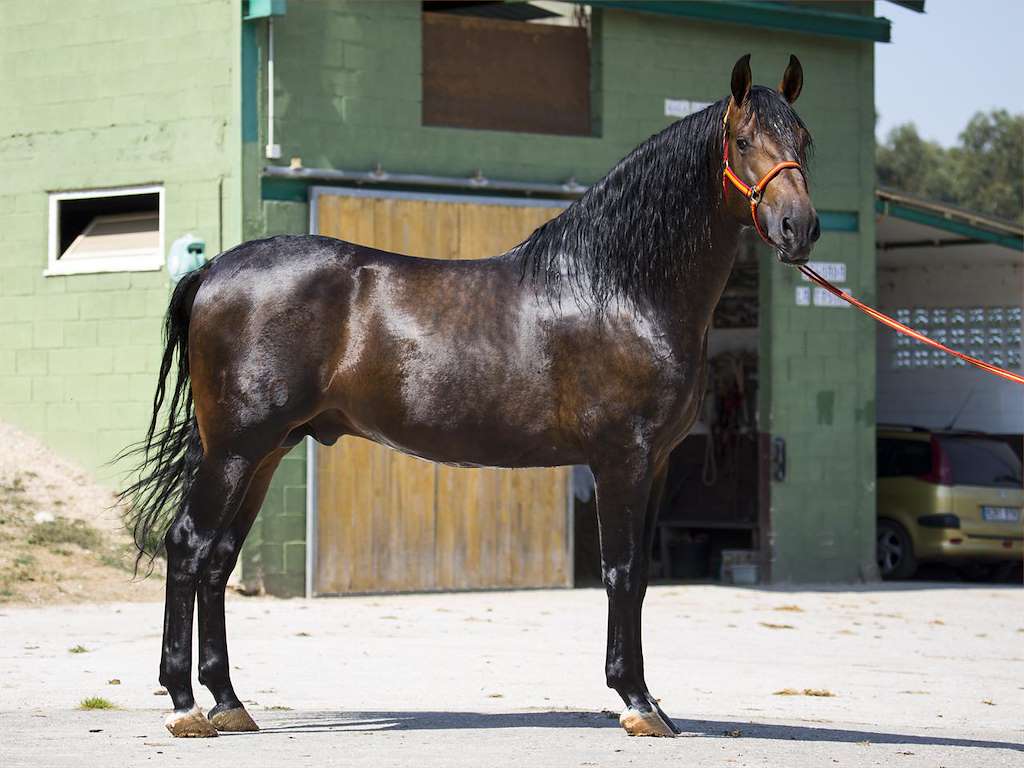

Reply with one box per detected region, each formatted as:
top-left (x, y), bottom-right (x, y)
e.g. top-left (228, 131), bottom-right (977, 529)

top-left (874, 0), bottom-right (1024, 147)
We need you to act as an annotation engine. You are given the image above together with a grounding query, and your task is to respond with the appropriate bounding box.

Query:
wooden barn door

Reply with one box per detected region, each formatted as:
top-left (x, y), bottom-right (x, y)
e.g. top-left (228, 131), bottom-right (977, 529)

top-left (313, 190), bottom-right (572, 595)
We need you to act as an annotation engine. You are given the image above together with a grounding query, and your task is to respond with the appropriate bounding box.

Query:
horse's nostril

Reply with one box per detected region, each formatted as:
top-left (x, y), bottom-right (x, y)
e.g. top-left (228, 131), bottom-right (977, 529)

top-left (811, 216), bottom-right (821, 242)
top-left (781, 216), bottom-right (794, 239)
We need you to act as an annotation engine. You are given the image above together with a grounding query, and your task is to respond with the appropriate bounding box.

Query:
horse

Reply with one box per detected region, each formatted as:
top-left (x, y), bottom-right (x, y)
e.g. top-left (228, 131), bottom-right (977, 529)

top-left (120, 53), bottom-right (819, 739)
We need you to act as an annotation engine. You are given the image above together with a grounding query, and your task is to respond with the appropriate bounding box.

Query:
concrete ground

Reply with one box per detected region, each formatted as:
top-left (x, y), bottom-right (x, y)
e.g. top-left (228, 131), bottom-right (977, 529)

top-left (1, 583), bottom-right (1021, 767)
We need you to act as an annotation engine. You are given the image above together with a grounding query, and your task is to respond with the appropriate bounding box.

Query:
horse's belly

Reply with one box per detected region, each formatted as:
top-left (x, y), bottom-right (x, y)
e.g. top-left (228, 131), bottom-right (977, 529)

top-left (337, 370), bottom-right (580, 469)
top-left (362, 424), bottom-right (581, 469)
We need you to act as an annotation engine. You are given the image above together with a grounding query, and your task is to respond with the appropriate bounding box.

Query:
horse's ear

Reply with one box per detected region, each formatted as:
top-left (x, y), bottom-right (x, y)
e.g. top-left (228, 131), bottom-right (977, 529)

top-left (778, 54), bottom-right (803, 104)
top-left (730, 54), bottom-right (752, 106)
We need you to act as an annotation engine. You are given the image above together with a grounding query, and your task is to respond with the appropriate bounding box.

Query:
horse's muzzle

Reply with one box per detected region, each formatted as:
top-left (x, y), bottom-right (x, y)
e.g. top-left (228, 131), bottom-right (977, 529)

top-left (773, 210), bottom-right (819, 264)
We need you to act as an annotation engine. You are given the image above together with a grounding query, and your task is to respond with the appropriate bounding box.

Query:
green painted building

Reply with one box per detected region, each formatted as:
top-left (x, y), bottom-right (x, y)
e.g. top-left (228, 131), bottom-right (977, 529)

top-left (0, 1), bottom-right (901, 595)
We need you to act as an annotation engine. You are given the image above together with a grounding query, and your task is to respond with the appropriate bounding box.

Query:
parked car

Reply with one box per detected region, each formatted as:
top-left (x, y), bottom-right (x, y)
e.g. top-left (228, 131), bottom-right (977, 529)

top-left (876, 426), bottom-right (1023, 579)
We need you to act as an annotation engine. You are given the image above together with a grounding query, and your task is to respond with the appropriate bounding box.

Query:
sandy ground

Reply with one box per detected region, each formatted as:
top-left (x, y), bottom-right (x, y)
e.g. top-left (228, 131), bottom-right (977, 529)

top-left (1, 583), bottom-right (1021, 767)
top-left (0, 421), bottom-right (163, 604)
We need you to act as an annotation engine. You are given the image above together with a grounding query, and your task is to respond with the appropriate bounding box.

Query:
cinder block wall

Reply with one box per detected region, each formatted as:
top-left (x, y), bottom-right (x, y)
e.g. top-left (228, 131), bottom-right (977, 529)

top-left (0, 0), bottom-right (241, 482)
top-left (244, 2), bottom-right (878, 591)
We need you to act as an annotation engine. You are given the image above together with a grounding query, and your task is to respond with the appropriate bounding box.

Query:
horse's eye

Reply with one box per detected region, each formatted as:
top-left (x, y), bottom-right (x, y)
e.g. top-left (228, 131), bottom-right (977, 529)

top-left (736, 137), bottom-right (750, 151)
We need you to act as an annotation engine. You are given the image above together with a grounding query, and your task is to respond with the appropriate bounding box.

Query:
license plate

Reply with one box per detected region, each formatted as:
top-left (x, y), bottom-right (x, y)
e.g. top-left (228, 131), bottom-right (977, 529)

top-left (981, 506), bottom-right (1021, 523)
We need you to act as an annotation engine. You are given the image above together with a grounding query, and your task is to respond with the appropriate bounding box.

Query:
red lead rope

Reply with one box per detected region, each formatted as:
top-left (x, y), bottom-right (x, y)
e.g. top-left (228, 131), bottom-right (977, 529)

top-left (798, 265), bottom-right (1024, 386)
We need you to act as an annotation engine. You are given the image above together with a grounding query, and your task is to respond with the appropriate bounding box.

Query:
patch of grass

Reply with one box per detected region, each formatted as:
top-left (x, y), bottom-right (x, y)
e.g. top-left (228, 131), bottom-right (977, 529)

top-left (28, 517), bottom-right (102, 551)
top-left (774, 688), bottom-right (836, 697)
top-left (79, 696), bottom-right (115, 710)
top-left (1, 553), bottom-right (37, 587)
top-left (0, 474), bottom-right (34, 520)
top-left (68, 644), bottom-right (89, 654)
top-left (1, 474), bottom-right (27, 495)
top-left (97, 547), bottom-right (133, 572)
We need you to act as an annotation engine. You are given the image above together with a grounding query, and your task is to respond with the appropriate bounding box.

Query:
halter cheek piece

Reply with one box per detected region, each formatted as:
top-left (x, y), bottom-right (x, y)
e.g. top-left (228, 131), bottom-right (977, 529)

top-left (721, 108), bottom-right (804, 245)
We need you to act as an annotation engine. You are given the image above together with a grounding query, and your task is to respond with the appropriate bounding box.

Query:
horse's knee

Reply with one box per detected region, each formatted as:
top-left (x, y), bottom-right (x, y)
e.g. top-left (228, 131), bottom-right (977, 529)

top-left (603, 562), bottom-right (647, 598)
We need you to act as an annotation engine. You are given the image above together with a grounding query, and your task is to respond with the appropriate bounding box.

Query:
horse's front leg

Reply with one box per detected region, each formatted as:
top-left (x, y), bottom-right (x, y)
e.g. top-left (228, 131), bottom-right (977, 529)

top-left (196, 449), bottom-right (284, 732)
top-left (593, 458), bottom-right (679, 737)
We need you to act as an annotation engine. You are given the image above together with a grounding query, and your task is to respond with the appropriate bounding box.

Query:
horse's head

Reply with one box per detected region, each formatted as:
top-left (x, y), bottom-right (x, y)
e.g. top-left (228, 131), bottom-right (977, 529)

top-left (722, 54), bottom-right (819, 264)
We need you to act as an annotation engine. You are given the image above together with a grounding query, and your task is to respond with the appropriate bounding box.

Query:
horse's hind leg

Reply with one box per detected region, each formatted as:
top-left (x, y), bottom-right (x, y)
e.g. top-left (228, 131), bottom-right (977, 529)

top-left (197, 447), bottom-right (287, 732)
top-left (160, 438), bottom-right (278, 737)
top-left (593, 457), bottom-right (678, 737)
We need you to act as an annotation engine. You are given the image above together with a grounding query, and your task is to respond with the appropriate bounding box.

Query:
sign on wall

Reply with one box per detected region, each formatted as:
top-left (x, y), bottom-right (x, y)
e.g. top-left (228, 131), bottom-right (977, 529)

top-left (664, 98), bottom-right (712, 118)
top-left (794, 262), bottom-right (850, 308)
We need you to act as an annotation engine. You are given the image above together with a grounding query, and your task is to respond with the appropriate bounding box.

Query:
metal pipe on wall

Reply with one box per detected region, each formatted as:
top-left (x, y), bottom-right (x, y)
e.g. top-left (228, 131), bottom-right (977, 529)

top-left (263, 164), bottom-right (588, 198)
top-left (265, 18), bottom-right (281, 160)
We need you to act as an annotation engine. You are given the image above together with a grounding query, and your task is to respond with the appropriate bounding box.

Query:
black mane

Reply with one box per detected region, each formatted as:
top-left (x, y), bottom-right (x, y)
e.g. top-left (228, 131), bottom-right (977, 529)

top-left (510, 86), bottom-right (812, 308)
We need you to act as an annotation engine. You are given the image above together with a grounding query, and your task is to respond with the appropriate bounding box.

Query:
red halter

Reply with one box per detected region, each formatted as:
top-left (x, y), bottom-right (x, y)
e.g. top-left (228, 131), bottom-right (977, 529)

top-left (721, 107), bottom-right (803, 245)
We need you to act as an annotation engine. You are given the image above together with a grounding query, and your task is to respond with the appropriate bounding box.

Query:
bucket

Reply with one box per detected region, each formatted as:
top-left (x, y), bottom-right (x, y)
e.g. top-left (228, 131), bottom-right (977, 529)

top-left (729, 563), bottom-right (759, 585)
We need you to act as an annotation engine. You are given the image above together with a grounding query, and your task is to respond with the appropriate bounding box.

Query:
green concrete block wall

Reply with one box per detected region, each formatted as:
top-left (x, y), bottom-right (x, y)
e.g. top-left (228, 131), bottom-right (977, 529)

top-left (239, 443), bottom-right (306, 597)
top-left (265, 2), bottom-right (873, 204)
top-left (0, 0), bottom-right (241, 483)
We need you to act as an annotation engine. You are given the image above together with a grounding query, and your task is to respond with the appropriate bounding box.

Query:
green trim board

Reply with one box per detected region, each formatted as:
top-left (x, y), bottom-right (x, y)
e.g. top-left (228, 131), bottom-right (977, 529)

top-left (243, 0), bottom-right (286, 20)
top-left (818, 211), bottom-right (858, 233)
top-left (262, 176), bottom-right (307, 202)
top-left (584, 1), bottom-right (892, 42)
top-left (263, 175), bottom-right (860, 233)
top-left (876, 199), bottom-right (1024, 251)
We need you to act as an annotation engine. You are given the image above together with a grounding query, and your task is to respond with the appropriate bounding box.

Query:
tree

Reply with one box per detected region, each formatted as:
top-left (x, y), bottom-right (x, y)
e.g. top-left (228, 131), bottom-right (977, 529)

top-left (876, 110), bottom-right (1024, 224)
top-left (950, 110), bottom-right (1024, 224)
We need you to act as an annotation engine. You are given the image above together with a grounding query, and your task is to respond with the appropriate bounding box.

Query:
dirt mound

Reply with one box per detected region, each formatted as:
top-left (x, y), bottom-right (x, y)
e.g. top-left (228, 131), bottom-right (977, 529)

top-left (0, 421), bottom-right (163, 605)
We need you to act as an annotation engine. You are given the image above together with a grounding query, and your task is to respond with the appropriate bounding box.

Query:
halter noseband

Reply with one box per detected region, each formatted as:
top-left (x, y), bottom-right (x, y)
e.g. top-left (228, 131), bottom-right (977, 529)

top-left (721, 107), bottom-right (803, 245)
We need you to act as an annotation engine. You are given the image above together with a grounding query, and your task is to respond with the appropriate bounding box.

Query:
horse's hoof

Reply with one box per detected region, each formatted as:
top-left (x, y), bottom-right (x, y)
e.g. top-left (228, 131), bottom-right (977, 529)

top-left (165, 705), bottom-right (219, 738)
top-left (209, 705), bottom-right (259, 732)
top-left (620, 707), bottom-right (677, 737)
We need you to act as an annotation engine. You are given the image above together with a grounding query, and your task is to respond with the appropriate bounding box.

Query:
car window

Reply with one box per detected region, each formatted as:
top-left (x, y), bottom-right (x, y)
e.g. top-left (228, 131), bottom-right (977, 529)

top-left (877, 438), bottom-right (931, 477)
top-left (938, 437), bottom-right (1023, 489)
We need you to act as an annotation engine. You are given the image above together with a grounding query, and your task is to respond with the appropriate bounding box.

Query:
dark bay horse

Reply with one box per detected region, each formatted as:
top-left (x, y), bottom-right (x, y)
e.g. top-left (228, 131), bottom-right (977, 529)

top-left (122, 54), bottom-right (818, 738)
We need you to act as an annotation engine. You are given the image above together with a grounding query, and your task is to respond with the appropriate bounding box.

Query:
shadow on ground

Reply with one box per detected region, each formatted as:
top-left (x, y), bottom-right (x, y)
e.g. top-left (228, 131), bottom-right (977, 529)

top-left (243, 710), bottom-right (1023, 752)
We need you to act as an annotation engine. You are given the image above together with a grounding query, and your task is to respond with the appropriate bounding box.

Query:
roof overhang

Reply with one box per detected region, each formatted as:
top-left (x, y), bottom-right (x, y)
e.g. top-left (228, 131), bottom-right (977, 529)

top-left (876, 188), bottom-right (1024, 268)
top-left (582, 1), bottom-right (893, 42)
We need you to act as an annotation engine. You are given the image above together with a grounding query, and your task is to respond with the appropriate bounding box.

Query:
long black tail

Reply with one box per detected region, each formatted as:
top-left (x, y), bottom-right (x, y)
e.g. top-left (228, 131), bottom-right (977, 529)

top-left (117, 264), bottom-right (209, 573)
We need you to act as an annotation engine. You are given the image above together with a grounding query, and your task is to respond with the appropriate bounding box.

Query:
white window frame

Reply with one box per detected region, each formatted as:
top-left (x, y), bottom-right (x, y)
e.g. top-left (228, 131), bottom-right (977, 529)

top-left (45, 184), bottom-right (165, 276)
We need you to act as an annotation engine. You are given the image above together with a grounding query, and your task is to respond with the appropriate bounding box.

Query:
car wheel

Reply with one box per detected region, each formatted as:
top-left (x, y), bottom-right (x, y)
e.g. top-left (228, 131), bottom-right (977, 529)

top-left (877, 519), bottom-right (917, 579)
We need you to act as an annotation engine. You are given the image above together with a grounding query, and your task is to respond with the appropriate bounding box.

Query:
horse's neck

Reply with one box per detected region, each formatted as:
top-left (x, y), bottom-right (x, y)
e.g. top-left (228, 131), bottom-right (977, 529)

top-left (662, 222), bottom-right (742, 336)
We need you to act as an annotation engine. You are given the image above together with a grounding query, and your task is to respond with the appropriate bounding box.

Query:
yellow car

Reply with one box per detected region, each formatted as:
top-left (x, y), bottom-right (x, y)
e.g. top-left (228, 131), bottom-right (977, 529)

top-left (876, 426), bottom-right (1024, 579)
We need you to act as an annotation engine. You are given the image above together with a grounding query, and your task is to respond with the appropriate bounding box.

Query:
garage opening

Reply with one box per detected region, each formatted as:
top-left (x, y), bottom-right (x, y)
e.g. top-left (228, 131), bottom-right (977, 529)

top-left (874, 189), bottom-right (1024, 582)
